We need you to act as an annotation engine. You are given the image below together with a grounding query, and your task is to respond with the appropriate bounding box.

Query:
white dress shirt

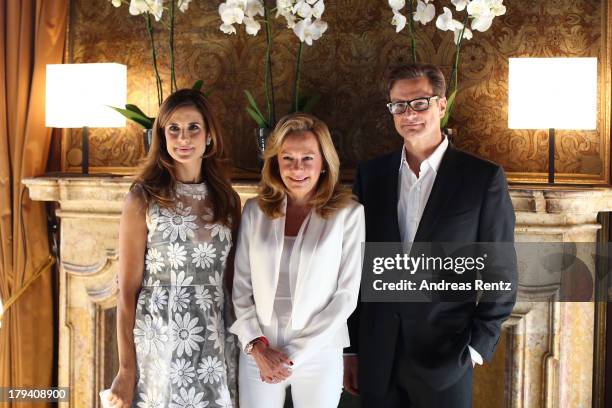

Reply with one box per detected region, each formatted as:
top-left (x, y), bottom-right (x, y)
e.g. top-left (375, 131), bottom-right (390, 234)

top-left (397, 137), bottom-right (483, 366)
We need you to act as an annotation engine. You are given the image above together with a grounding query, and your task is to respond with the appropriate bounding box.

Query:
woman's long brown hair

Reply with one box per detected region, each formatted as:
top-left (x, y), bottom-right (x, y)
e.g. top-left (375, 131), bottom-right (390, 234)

top-left (131, 89), bottom-right (240, 226)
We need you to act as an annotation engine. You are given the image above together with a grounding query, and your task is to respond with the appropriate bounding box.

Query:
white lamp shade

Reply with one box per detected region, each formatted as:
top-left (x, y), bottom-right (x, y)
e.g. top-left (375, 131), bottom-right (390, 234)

top-left (508, 57), bottom-right (597, 130)
top-left (46, 63), bottom-right (127, 128)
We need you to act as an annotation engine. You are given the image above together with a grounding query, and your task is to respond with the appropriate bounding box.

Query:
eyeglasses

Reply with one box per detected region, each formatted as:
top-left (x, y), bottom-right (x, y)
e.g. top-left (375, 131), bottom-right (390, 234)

top-left (386, 96), bottom-right (439, 115)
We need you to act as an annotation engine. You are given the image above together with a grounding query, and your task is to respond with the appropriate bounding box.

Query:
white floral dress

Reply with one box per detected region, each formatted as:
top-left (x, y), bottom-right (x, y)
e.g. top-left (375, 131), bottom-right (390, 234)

top-left (132, 182), bottom-right (237, 408)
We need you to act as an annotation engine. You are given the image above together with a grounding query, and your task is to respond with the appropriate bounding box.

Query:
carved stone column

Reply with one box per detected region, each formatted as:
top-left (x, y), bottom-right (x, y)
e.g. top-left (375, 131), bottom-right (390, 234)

top-left (497, 188), bottom-right (612, 408)
top-left (22, 177), bottom-right (612, 408)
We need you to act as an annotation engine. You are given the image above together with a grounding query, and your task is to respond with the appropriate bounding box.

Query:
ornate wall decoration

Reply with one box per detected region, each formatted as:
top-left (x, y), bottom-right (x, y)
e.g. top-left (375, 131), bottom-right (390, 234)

top-left (65, 0), bottom-right (611, 183)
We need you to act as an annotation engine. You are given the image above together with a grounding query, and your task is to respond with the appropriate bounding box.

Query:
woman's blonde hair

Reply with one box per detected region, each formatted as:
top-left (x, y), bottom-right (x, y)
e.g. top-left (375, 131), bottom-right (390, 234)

top-left (258, 113), bottom-right (354, 218)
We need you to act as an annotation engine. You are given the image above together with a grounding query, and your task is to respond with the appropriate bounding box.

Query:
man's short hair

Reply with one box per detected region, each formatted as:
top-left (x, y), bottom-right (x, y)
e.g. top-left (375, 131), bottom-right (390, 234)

top-left (386, 63), bottom-right (447, 98)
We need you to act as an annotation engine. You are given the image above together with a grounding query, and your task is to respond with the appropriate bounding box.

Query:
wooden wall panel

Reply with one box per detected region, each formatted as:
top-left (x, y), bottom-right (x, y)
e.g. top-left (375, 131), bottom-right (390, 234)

top-left (65, 0), bottom-right (611, 183)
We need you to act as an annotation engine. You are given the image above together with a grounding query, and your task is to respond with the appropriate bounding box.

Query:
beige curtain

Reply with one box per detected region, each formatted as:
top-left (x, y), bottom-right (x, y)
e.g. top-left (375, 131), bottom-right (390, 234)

top-left (0, 1), bottom-right (68, 405)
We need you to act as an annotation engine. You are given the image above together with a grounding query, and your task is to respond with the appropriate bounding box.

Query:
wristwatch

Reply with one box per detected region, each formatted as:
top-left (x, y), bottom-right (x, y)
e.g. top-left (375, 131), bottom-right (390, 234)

top-left (244, 336), bottom-right (269, 355)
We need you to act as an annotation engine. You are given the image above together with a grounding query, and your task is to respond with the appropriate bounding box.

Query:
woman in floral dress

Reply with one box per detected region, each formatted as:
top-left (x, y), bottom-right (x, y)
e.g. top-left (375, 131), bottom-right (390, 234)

top-left (109, 89), bottom-right (241, 408)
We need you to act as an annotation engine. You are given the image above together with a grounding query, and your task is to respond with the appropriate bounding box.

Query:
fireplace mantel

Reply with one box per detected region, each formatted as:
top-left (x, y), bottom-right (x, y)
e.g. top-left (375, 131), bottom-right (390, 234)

top-left (23, 176), bottom-right (612, 408)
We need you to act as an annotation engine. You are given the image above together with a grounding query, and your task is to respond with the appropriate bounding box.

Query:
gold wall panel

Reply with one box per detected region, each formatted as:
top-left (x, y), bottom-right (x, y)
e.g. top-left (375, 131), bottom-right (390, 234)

top-left (65, 0), bottom-right (611, 183)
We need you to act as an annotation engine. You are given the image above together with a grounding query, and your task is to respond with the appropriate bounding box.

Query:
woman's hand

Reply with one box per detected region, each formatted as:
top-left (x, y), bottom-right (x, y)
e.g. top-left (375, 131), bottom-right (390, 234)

top-left (108, 369), bottom-right (136, 408)
top-left (251, 342), bottom-right (293, 383)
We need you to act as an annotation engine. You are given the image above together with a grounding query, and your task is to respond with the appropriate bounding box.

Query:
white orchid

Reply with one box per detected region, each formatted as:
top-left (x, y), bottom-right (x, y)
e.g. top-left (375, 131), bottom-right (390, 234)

top-left (220, 23), bottom-right (237, 34)
top-left (489, 0), bottom-right (507, 16)
top-left (244, 16), bottom-right (262, 35)
top-left (276, 0), bottom-right (293, 16)
top-left (312, 0), bottom-right (325, 18)
top-left (453, 25), bottom-right (473, 44)
top-left (178, 0), bottom-right (191, 12)
top-left (466, 0), bottom-right (491, 16)
top-left (128, 0), bottom-right (150, 16)
top-left (293, 17), bottom-right (328, 45)
top-left (219, 1), bottom-right (245, 25)
top-left (111, 0), bottom-right (122, 7)
top-left (388, 0), bottom-right (406, 11)
top-left (471, 13), bottom-right (494, 31)
top-left (436, 7), bottom-right (463, 31)
top-left (246, 0), bottom-right (265, 18)
top-left (218, 0), bottom-right (265, 36)
top-left (282, 11), bottom-right (297, 28)
top-left (294, 1), bottom-right (314, 18)
top-left (128, 0), bottom-right (164, 21)
top-left (413, 0), bottom-right (435, 25)
top-left (451, 0), bottom-right (469, 11)
top-left (391, 10), bottom-right (407, 32)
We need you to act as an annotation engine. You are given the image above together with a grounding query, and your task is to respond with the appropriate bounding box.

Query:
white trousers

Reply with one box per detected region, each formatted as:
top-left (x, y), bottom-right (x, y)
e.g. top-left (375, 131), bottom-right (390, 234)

top-left (238, 348), bottom-right (343, 408)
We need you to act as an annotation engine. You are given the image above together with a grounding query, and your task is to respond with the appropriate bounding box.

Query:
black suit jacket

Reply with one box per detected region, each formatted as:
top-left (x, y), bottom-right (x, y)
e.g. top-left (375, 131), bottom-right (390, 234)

top-left (347, 145), bottom-right (517, 395)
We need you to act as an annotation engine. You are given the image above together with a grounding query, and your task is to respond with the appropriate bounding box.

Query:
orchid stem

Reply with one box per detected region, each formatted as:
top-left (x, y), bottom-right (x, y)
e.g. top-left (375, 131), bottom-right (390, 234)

top-left (407, 0), bottom-right (417, 63)
top-left (145, 13), bottom-right (163, 106)
top-left (264, 5), bottom-right (275, 126)
top-left (169, 0), bottom-right (177, 92)
top-left (294, 41), bottom-right (304, 112)
top-left (449, 13), bottom-right (469, 98)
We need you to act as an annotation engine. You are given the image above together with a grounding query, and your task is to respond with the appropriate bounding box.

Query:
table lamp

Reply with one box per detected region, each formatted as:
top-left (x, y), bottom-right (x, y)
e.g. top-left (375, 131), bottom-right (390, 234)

top-left (46, 63), bottom-right (127, 174)
top-left (508, 57), bottom-right (597, 184)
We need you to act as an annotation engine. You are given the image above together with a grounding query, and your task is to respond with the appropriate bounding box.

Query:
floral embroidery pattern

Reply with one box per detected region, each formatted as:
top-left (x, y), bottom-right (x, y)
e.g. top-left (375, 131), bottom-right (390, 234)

top-left (158, 202), bottom-right (198, 242)
top-left (133, 182), bottom-right (236, 407)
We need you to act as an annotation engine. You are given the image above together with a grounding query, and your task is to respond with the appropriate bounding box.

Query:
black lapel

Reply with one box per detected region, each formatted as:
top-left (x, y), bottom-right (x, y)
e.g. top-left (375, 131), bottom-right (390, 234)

top-left (381, 150), bottom-right (402, 242)
top-left (413, 146), bottom-right (463, 242)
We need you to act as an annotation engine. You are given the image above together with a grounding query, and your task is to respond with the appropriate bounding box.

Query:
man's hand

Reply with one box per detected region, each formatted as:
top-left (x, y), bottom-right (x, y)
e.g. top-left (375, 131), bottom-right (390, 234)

top-left (343, 355), bottom-right (359, 395)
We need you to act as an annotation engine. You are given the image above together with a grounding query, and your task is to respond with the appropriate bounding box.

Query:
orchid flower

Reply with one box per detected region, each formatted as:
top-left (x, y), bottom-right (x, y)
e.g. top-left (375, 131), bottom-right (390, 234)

top-left (391, 10), bottom-right (407, 32)
top-left (436, 7), bottom-right (464, 32)
top-left (453, 25), bottom-right (473, 44)
top-left (178, 0), bottom-right (191, 12)
top-left (218, 0), bottom-right (265, 36)
top-left (451, 0), bottom-right (469, 12)
top-left (293, 17), bottom-right (328, 45)
top-left (413, 0), bottom-right (435, 25)
top-left (388, 0), bottom-right (406, 11)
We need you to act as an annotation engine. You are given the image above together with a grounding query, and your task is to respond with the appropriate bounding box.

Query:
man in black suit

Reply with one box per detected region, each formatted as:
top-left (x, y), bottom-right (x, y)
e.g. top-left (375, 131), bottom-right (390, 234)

top-left (343, 63), bottom-right (517, 407)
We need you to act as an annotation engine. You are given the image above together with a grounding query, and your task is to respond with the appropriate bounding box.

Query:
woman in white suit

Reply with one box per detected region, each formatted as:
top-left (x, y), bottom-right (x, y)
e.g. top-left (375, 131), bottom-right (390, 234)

top-left (230, 113), bottom-right (365, 407)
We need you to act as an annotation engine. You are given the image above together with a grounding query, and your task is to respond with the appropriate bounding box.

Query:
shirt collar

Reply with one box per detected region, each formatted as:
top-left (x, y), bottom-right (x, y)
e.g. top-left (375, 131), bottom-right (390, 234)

top-left (399, 135), bottom-right (449, 175)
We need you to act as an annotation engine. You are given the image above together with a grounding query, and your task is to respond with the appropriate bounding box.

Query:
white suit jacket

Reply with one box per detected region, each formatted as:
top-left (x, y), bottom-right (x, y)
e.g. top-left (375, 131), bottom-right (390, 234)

top-left (230, 197), bottom-right (365, 366)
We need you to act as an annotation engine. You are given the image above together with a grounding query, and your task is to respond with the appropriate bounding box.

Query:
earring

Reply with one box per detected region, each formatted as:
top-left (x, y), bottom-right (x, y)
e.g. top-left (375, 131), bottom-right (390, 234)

top-left (206, 138), bottom-right (211, 146)
top-left (321, 169), bottom-right (326, 174)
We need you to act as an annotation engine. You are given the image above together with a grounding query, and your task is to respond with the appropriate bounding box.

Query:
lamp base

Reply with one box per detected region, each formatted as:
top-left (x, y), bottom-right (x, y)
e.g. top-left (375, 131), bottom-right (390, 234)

top-left (82, 126), bottom-right (89, 175)
top-left (548, 128), bottom-right (555, 184)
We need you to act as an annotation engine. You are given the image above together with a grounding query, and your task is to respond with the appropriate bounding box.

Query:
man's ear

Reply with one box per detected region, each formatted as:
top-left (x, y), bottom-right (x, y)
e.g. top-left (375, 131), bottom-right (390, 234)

top-left (438, 97), bottom-right (447, 116)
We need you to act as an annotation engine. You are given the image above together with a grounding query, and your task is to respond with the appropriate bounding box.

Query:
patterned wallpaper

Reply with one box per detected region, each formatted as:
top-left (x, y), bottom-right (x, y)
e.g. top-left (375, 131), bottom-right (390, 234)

top-left (66, 0), bottom-right (610, 183)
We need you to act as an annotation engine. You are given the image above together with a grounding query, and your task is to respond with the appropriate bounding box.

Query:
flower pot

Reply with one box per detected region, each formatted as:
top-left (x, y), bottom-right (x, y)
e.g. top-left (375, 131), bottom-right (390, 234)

top-left (255, 127), bottom-right (271, 159)
top-left (143, 129), bottom-right (153, 153)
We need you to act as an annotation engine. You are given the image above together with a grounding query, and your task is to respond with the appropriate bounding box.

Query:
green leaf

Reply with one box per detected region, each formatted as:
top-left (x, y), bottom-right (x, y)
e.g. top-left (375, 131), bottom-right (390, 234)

top-left (301, 94), bottom-right (320, 113)
top-left (192, 80), bottom-right (203, 91)
top-left (246, 106), bottom-right (267, 128)
top-left (125, 104), bottom-right (153, 121)
top-left (440, 89), bottom-right (457, 129)
top-left (109, 105), bottom-right (154, 129)
top-left (244, 90), bottom-right (268, 127)
top-left (203, 89), bottom-right (212, 97)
